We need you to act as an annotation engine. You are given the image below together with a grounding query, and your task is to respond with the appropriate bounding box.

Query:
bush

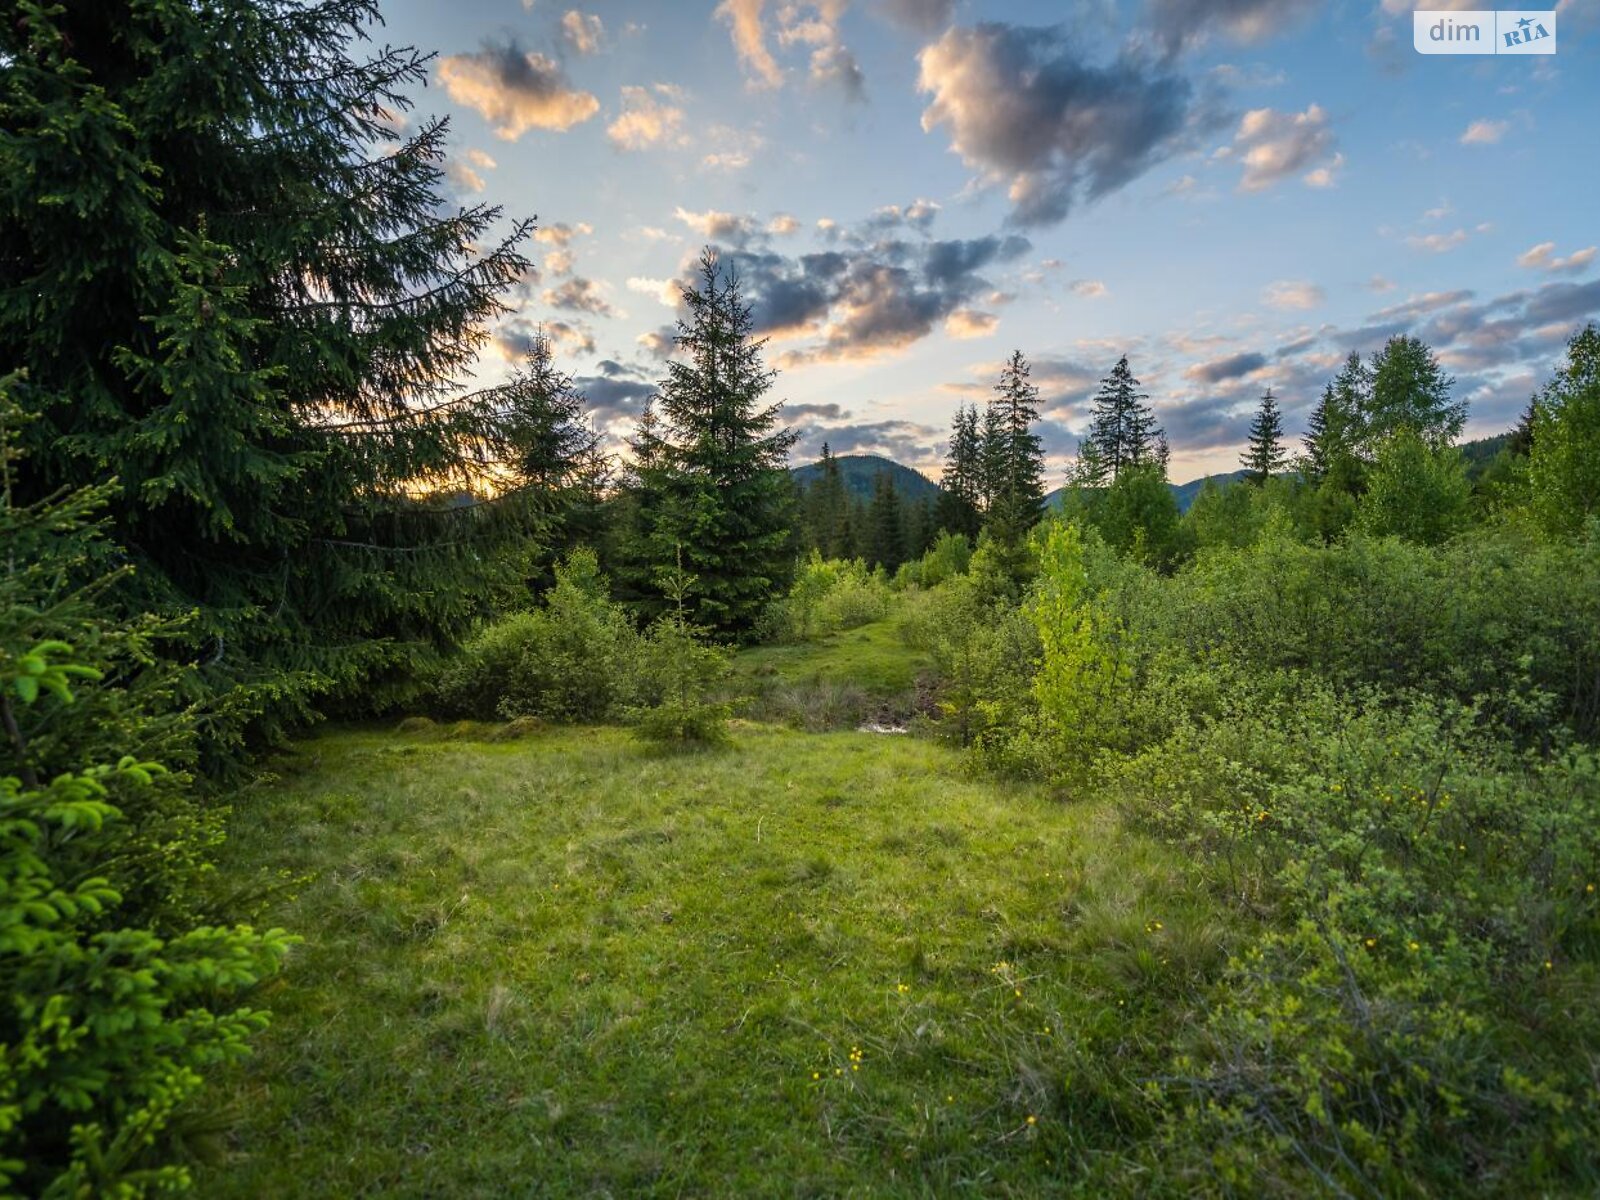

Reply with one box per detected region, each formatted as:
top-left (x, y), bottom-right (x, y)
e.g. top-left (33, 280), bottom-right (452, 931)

top-left (1355, 427), bottom-right (1471, 544)
top-left (1110, 691), bottom-right (1600, 1194)
top-left (433, 550), bottom-right (641, 722)
top-left (764, 553), bottom-right (891, 642)
top-left (894, 531), bottom-right (971, 590)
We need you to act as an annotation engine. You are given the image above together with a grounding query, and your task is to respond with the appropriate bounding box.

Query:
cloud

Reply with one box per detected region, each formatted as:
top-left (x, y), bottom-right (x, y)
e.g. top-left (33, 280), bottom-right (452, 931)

top-left (916, 22), bottom-right (1202, 227)
top-left (1186, 350), bottom-right (1267, 383)
top-left (1407, 228), bottom-right (1469, 253)
top-left (637, 326), bottom-right (678, 359)
top-left (945, 309), bottom-right (999, 338)
top-left (561, 10), bottom-right (605, 55)
top-left (1460, 118), bottom-right (1508, 145)
top-left (1070, 279), bottom-right (1108, 298)
top-left (1517, 242), bottom-right (1597, 275)
top-left (573, 359), bottom-right (656, 426)
top-left (875, 0), bottom-right (954, 35)
top-left (1369, 275), bottom-right (1397, 292)
top-left (673, 206), bottom-right (761, 246)
top-left (446, 156), bottom-right (489, 193)
top-left (545, 249), bottom-right (575, 276)
top-left (1227, 103), bottom-right (1338, 191)
top-left (607, 84), bottom-right (687, 150)
top-left (701, 124), bottom-right (766, 172)
top-left (1146, 0), bottom-right (1320, 52)
top-left (792, 418), bottom-right (946, 470)
top-left (495, 317), bottom-right (596, 361)
top-left (768, 213), bottom-right (801, 236)
top-left (810, 43), bottom-right (867, 99)
top-left (786, 402), bottom-right (850, 421)
top-left (1262, 280), bottom-right (1325, 310)
top-left (627, 276), bottom-right (681, 307)
top-left (437, 40), bottom-right (600, 138)
top-left (533, 222), bottom-right (593, 246)
top-left (542, 276), bottom-right (618, 317)
top-left (679, 226), bottom-right (1033, 365)
top-left (716, 0), bottom-right (785, 89)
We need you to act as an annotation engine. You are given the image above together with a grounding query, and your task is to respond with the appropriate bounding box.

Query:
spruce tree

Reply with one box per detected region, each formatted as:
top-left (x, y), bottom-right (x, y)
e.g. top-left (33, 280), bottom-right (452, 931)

top-left (867, 472), bottom-right (906, 572)
top-left (937, 404), bottom-right (983, 536)
top-left (500, 329), bottom-right (603, 495)
top-left (637, 249), bottom-right (797, 637)
top-left (978, 401), bottom-right (1007, 513)
top-left (1, 0), bottom-right (541, 748)
top-left (1086, 355), bottom-right (1163, 480)
top-left (809, 443), bottom-right (850, 558)
top-left (985, 350), bottom-right (1046, 543)
top-left (1241, 387), bottom-right (1287, 484)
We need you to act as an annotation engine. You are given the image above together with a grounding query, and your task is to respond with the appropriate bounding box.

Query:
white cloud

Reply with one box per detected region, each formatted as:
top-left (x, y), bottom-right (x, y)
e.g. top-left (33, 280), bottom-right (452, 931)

top-left (436, 43), bottom-right (599, 139)
top-left (1460, 118), bottom-right (1508, 145)
top-left (1517, 241), bottom-right (1597, 274)
top-left (607, 85), bottom-right (687, 151)
top-left (562, 10), bottom-right (605, 55)
top-left (1262, 280), bottom-right (1325, 310)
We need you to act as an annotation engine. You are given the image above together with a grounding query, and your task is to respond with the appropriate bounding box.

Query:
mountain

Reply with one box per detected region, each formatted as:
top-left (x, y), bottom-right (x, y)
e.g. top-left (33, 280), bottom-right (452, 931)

top-left (790, 454), bottom-right (941, 503)
top-left (1043, 469), bottom-right (1252, 514)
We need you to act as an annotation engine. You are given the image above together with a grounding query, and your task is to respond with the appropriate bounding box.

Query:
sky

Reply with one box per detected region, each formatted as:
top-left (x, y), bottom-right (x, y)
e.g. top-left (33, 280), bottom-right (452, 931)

top-left (377, 0), bottom-right (1599, 483)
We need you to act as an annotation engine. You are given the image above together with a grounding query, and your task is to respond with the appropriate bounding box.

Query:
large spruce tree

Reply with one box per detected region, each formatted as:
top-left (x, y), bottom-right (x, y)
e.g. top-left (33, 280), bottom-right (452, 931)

top-left (1241, 387), bottom-right (1287, 483)
top-left (634, 249), bottom-right (797, 637)
top-left (985, 350), bottom-right (1047, 543)
top-left (1, 0), bottom-right (540, 748)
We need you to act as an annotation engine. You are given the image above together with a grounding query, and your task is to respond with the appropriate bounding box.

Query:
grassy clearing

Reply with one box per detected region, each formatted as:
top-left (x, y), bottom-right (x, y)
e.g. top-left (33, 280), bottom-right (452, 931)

top-left (732, 619), bottom-right (934, 729)
top-left (201, 716), bottom-right (1226, 1197)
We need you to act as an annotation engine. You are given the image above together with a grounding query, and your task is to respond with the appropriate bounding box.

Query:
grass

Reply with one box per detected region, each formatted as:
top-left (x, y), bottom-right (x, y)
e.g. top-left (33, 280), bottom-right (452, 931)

top-left (732, 619), bottom-right (930, 698)
top-left (199, 714), bottom-right (1229, 1197)
top-left (731, 618), bottom-right (935, 729)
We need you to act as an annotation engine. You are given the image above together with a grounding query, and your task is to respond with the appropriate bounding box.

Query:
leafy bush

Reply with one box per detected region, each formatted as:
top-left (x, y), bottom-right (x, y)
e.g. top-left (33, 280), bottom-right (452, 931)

top-left (1109, 691), bottom-right (1600, 1194)
top-left (433, 550), bottom-right (641, 722)
top-left (1355, 427), bottom-right (1472, 544)
top-left (894, 531), bottom-right (972, 589)
top-left (764, 553), bottom-right (891, 642)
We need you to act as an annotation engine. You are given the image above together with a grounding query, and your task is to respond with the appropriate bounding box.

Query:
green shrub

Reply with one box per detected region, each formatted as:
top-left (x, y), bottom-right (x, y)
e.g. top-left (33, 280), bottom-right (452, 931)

top-left (434, 550), bottom-right (641, 722)
top-left (1355, 427), bottom-right (1472, 544)
top-left (764, 553), bottom-right (891, 642)
top-left (1111, 693), bottom-right (1600, 1194)
top-left (894, 531), bottom-right (972, 590)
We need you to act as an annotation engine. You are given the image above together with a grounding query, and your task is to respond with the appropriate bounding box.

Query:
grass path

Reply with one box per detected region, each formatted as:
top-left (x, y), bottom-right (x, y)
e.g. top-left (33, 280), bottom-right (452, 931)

top-left (200, 719), bottom-right (1223, 1197)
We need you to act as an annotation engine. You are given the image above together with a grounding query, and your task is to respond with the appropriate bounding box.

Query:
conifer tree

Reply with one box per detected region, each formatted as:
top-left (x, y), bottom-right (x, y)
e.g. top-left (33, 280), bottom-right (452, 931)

top-left (500, 329), bottom-right (603, 495)
top-left (807, 443), bottom-right (850, 557)
top-left (0, 0), bottom-right (541, 747)
top-left (978, 401), bottom-right (1007, 513)
top-left (1303, 353), bottom-right (1366, 489)
top-left (635, 249), bottom-right (797, 637)
top-left (985, 350), bottom-right (1047, 543)
top-left (1241, 387), bottom-right (1287, 484)
top-left (1085, 355), bottom-right (1163, 480)
top-left (937, 404), bottom-right (983, 536)
top-left (866, 472), bottom-right (906, 572)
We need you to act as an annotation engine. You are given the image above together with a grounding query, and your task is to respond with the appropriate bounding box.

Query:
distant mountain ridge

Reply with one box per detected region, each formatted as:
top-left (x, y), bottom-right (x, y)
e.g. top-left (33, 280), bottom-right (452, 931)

top-left (790, 454), bottom-right (940, 503)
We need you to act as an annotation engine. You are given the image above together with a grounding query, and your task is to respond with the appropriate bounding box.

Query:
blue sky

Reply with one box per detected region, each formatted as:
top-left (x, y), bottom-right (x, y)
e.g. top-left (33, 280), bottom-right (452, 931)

top-left (379, 0), bottom-right (1599, 482)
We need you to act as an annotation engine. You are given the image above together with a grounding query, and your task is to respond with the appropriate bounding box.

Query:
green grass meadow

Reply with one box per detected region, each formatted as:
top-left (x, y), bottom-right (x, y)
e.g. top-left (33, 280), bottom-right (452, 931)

top-left (199, 711), bottom-right (1226, 1197)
